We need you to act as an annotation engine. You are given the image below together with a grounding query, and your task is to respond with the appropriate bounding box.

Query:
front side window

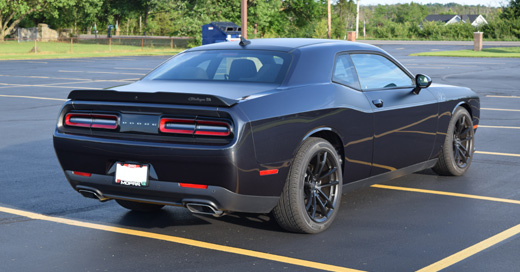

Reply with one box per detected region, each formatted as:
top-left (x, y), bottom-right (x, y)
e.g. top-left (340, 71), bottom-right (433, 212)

top-left (145, 50), bottom-right (292, 84)
top-left (350, 54), bottom-right (413, 90)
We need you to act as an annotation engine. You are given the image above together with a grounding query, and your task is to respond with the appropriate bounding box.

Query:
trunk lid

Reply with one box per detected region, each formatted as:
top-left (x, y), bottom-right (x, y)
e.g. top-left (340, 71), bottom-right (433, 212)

top-left (68, 80), bottom-right (279, 107)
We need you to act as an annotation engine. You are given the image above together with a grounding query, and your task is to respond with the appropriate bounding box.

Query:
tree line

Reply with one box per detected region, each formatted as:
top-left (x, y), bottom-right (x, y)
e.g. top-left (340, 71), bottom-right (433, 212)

top-left (1, 0), bottom-right (519, 43)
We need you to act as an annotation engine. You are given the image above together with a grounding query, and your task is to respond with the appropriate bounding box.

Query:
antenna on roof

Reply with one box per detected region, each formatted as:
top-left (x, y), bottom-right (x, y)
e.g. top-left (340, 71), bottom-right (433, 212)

top-left (239, 36), bottom-right (250, 46)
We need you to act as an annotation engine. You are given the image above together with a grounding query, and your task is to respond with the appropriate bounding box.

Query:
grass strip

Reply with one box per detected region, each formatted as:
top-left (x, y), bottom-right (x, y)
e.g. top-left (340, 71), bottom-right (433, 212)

top-left (0, 41), bottom-right (182, 60)
top-left (410, 47), bottom-right (520, 58)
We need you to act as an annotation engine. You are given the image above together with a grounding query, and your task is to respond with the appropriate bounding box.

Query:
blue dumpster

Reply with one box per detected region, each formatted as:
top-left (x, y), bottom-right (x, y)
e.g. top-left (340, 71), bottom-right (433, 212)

top-left (202, 22), bottom-right (241, 45)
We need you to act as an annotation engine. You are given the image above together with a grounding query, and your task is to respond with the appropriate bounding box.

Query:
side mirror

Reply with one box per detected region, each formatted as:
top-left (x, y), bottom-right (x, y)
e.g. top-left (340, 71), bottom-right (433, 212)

top-left (412, 74), bottom-right (432, 94)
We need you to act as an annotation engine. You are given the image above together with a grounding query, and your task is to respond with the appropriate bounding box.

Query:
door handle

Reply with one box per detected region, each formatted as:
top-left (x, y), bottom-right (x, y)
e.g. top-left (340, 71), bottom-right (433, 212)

top-left (372, 99), bottom-right (384, 108)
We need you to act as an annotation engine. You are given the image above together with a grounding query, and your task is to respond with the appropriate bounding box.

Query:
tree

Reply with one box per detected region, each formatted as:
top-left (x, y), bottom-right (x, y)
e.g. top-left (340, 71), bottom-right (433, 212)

top-left (0, 0), bottom-right (73, 41)
top-left (333, 0), bottom-right (356, 39)
top-left (502, 0), bottom-right (520, 19)
top-left (136, 0), bottom-right (180, 36)
top-left (395, 3), bottom-right (427, 24)
top-left (171, 0), bottom-right (235, 44)
top-left (249, 0), bottom-right (282, 37)
top-left (45, 0), bottom-right (103, 34)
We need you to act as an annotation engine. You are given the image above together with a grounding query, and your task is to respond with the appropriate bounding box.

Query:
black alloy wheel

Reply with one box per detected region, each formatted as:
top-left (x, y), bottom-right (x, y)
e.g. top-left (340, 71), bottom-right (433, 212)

top-left (304, 150), bottom-right (341, 223)
top-left (273, 137), bottom-right (342, 234)
top-left (452, 114), bottom-right (473, 168)
top-left (433, 107), bottom-right (475, 176)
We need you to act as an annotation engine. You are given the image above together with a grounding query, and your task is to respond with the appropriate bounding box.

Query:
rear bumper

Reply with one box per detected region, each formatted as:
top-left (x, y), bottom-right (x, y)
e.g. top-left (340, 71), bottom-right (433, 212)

top-left (53, 97), bottom-right (291, 213)
top-left (65, 171), bottom-right (279, 213)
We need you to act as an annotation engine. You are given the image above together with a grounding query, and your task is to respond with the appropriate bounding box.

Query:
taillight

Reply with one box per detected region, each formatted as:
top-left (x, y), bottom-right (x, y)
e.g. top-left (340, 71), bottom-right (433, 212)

top-left (195, 120), bottom-right (231, 136)
top-left (65, 113), bottom-right (118, 130)
top-left (65, 114), bottom-right (91, 128)
top-left (160, 118), bottom-right (196, 134)
top-left (160, 118), bottom-right (231, 137)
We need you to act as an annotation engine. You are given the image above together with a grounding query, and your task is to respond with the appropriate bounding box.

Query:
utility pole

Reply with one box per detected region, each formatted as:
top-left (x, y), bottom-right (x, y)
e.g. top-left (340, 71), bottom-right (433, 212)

top-left (327, 0), bottom-right (331, 39)
top-left (241, 0), bottom-right (247, 39)
top-left (356, 0), bottom-right (360, 39)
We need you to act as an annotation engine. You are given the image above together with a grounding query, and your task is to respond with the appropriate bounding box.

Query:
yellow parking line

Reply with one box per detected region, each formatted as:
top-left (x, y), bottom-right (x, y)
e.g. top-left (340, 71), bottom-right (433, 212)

top-left (368, 184), bottom-right (520, 271)
top-left (417, 223), bottom-right (520, 272)
top-left (479, 125), bottom-right (520, 129)
top-left (0, 206), bottom-right (363, 272)
top-left (371, 184), bottom-right (520, 205)
top-left (0, 94), bottom-right (66, 101)
top-left (486, 95), bottom-right (520, 99)
top-left (475, 151), bottom-right (520, 158)
top-left (481, 108), bottom-right (520, 112)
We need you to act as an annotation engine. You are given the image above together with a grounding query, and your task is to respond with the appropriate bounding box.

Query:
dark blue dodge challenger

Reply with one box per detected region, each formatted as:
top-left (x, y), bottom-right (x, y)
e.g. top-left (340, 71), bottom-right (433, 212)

top-left (53, 38), bottom-right (480, 233)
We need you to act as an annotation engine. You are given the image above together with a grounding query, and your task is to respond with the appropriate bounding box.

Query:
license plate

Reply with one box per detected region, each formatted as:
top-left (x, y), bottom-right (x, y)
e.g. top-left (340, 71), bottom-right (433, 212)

top-left (115, 163), bottom-right (149, 187)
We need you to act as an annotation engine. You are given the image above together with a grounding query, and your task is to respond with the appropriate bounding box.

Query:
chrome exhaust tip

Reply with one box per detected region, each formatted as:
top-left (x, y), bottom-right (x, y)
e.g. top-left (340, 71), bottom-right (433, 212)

top-left (186, 203), bottom-right (224, 217)
top-left (78, 189), bottom-right (110, 202)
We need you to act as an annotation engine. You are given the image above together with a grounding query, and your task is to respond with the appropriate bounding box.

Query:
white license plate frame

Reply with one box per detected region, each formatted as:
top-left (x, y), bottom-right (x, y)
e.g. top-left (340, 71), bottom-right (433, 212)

top-left (115, 163), bottom-right (149, 187)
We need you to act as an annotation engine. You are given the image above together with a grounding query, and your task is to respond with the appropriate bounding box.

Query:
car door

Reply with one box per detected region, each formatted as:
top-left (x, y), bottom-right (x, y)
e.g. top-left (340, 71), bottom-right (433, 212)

top-left (350, 53), bottom-right (439, 176)
top-left (332, 53), bottom-right (374, 183)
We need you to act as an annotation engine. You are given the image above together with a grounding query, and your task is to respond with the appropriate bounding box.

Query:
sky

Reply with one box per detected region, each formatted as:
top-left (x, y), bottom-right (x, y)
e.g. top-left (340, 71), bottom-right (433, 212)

top-left (357, 0), bottom-right (506, 7)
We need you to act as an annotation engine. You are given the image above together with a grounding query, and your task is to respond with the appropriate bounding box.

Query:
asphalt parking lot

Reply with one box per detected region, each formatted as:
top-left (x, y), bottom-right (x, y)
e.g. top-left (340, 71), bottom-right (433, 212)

top-left (1, 43), bottom-right (519, 271)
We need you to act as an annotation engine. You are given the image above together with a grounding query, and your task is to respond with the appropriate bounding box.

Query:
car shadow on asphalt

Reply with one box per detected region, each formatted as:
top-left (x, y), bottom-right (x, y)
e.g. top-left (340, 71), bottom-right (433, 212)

top-left (115, 207), bottom-right (284, 233)
top-left (210, 212), bottom-right (284, 232)
top-left (116, 208), bottom-right (211, 228)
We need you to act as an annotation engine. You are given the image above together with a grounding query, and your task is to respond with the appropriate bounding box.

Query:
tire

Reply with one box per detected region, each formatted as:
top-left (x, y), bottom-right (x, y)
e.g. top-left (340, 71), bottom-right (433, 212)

top-left (273, 137), bottom-right (343, 234)
top-left (115, 199), bottom-right (165, 212)
top-left (433, 107), bottom-right (475, 176)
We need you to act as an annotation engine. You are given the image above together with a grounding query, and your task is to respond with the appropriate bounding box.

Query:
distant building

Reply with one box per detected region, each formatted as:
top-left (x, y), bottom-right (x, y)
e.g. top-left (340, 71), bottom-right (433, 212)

top-left (424, 14), bottom-right (462, 25)
top-left (423, 14), bottom-right (488, 27)
top-left (460, 15), bottom-right (488, 27)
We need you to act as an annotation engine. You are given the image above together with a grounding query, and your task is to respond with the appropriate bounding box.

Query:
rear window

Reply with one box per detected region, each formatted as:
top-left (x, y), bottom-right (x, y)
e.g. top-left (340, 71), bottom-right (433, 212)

top-left (145, 50), bottom-right (292, 84)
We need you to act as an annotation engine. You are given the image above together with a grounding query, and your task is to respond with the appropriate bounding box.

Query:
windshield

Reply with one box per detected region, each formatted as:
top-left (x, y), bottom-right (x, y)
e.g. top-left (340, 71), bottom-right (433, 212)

top-left (145, 50), bottom-right (292, 84)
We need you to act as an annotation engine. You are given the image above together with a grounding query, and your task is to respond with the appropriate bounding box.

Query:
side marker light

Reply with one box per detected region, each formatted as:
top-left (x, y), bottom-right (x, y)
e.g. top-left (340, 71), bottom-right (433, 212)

top-left (260, 169), bottom-right (279, 176)
top-left (179, 183), bottom-right (208, 189)
top-left (72, 171), bottom-right (92, 177)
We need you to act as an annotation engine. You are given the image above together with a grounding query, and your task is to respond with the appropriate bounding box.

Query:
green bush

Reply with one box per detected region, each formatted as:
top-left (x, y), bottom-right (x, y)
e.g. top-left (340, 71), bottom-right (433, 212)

top-left (481, 17), bottom-right (520, 40)
top-left (363, 19), bottom-right (520, 41)
top-left (420, 21), bottom-right (444, 40)
top-left (444, 22), bottom-right (474, 40)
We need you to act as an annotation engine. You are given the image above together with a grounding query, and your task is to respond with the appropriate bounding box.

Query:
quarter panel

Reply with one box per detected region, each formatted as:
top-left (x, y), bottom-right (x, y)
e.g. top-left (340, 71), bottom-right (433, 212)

top-left (238, 84), bottom-right (375, 184)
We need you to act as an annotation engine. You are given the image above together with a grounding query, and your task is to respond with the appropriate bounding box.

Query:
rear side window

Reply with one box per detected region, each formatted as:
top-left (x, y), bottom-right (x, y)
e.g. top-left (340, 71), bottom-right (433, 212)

top-left (350, 54), bottom-right (413, 90)
top-left (146, 50), bottom-right (292, 84)
top-left (332, 54), bottom-right (360, 89)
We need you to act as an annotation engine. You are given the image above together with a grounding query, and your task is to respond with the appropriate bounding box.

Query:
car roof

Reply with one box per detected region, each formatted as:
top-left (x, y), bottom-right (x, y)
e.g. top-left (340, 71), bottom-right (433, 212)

top-left (186, 38), bottom-right (383, 53)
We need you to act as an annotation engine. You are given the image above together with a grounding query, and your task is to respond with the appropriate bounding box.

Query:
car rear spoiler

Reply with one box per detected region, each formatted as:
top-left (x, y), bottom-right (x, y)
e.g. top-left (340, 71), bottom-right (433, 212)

top-left (68, 90), bottom-right (237, 107)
